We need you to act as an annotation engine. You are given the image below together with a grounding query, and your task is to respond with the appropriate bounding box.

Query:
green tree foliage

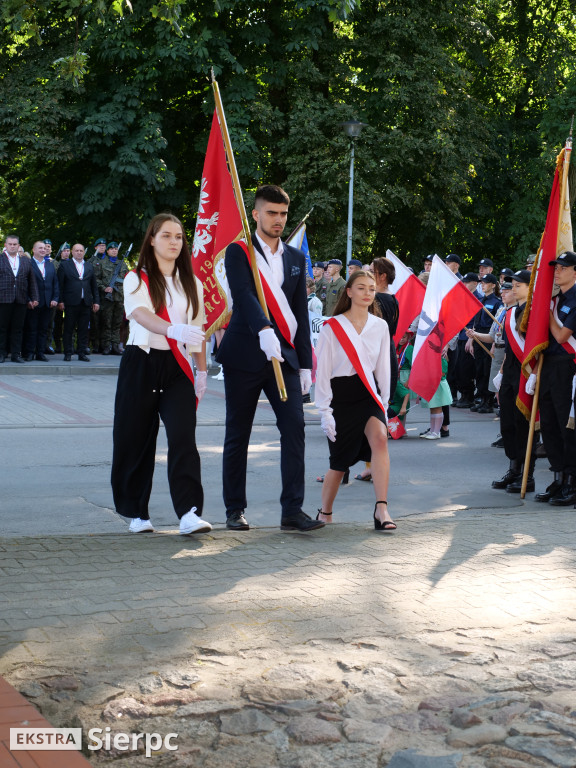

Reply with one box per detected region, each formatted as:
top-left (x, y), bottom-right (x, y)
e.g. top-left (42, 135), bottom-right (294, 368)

top-left (0, 0), bottom-right (574, 270)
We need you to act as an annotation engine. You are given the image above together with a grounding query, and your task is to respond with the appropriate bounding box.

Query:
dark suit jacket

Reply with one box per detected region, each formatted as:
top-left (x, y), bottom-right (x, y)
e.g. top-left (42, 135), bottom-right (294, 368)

top-left (58, 259), bottom-right (98, 307)
top-left (30, 259), bottom-right (59, 307)
top-left (216, 234), bottom-right (312, 372)
top-left (0, 252), bottom-right (39, 304)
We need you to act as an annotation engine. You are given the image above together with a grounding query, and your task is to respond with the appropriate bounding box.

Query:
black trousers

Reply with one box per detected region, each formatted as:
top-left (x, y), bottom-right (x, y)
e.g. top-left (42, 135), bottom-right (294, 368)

top-left (24, 305), bottom-right (51, 356)
top-left (473, 340), bottom-right (493, 402)
top-left (455, 339), bottom-right (475, 400)
top-left (539, 355), bottom-right (576, 474)
top-left (63, 302), bottom-right (91, 355)
top-left (499, 362), bottom-right (531, 463)
top-left (222, 362), bottom-right (304, 517)
top-left (111, 347), bottom-right (203, 519)
top-left (0, 302), bottom-right (27, 357)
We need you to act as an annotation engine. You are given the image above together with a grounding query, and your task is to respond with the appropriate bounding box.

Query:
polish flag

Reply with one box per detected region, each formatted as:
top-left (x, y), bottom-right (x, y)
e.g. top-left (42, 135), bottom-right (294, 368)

top-left (408, 256), bottom-right (483, 401)
top-left (385, 250), bottom-right (426, 345)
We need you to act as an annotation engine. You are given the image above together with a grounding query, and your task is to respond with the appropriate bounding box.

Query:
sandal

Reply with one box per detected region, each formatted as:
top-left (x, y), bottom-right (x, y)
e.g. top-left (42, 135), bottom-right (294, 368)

top-left (317, 470), bottom-right (350, 486)
top-left (316, 509), bottom-right (332, 521)
top-left (373, 500), bottom-right (396, 532)
top-left (355, 473), bottom-right (372, 482)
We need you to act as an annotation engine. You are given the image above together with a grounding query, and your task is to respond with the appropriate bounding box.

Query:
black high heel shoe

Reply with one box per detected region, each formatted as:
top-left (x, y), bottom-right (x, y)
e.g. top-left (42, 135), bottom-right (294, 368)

top-left (373, 500), bottom-right (397, 532)
top-left (316, 509), bottom-right (332, 521)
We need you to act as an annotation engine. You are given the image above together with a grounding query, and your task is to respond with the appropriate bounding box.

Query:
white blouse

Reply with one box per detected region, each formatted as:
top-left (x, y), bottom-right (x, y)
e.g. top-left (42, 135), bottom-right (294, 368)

top-left (124, 270), bottom-right (206, 353)
top-left (315, 313), bottom-right (391, 416)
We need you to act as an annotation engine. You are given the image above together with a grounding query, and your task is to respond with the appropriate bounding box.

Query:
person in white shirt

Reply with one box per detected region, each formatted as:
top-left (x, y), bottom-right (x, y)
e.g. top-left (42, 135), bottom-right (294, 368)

top-left (315, 270), bottom-right (396, 531)
top-left (111, 213), bottom-right (211, 536)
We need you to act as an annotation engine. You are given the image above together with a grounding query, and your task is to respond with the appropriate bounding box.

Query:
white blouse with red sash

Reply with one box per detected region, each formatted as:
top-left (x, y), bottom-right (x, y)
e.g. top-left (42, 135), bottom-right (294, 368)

top-left (315, 313), bottom-right (391, 419)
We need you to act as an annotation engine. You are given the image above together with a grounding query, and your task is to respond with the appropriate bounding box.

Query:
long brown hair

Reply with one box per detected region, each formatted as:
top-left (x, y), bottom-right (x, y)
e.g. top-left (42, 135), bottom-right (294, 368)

top-left (332, 270), bottom-right (382, 317)
top-left (133, 213), bottom-right (199, 318)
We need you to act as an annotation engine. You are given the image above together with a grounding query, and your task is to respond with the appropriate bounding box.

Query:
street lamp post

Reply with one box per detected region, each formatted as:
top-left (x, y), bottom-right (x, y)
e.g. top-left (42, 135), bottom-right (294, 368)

top-left (341, 119), bottom-right (367, 276)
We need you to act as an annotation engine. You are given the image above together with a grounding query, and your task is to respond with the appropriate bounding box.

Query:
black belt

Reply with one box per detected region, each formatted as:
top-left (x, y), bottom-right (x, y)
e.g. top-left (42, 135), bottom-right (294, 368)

top-left (495, 344), bottom-right (505, 349)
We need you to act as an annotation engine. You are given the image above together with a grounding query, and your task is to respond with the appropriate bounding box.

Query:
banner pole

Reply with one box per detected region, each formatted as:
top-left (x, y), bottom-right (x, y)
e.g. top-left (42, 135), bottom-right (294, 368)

top-left (520, 131), bottom-right (572, 497)
top-left (210, 70), bottom-right (287, 401)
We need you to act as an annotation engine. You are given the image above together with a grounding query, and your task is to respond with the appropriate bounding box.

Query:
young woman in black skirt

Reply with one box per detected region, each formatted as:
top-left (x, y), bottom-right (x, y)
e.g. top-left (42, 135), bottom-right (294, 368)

top-left (111, 213), bottom-right (211, 536)
top-left (315, 270), bottom-right (396, 531)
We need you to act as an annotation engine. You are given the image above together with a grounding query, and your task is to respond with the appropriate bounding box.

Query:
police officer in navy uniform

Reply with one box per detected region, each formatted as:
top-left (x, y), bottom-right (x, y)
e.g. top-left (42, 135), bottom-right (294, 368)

top-left (535, 251), bottom-right (576, 505)
top-left (216, 185), bottom-right (323, 533)
top-left (471, 273), bottom-right (502, 413)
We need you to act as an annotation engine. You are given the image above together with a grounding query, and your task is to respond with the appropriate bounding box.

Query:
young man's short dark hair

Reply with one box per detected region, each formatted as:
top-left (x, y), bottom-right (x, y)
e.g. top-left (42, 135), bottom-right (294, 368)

top-left (254, 185), bottom-right (290, 206)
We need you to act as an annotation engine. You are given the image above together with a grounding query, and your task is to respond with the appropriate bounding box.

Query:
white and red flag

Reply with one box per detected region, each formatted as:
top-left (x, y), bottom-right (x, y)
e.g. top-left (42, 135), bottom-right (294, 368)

top-left (385, 249), bottom-right (426, 345)
top-left (192, 111), bottom-right (243, 335)
top-left (408, 255), bottom-right (483, 401)
top-left (518, 140), bottom-right (573, 418)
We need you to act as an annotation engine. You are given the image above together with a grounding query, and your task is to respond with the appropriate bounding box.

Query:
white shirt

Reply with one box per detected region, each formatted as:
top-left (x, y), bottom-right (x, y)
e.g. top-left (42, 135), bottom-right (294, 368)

top-left (255, 232), bottom-right (284, 286)
top-left (315, 313), bottom-right (391, 417)
top-left (33, 258), bottom-right (46, 278)
top-left (5, 252), bottom-right (19, 276)
top-left (124, 270), bottom-right (205, 353)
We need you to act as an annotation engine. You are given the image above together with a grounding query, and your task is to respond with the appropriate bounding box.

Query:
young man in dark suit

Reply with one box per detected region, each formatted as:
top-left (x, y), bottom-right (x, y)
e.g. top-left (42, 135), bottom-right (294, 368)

top-left (0, 234), bottom-right (39, 363)
top-left (216, 185), bottom-right (324, 532)
top-left (57, 243), bottom-right (100, 361)
top-left (24, 240), bottom-right (59, 361)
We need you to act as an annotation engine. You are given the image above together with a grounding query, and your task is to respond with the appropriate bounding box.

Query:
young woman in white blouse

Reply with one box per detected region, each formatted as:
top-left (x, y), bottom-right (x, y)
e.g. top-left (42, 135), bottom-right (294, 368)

top-left (111, 213), bottom-right (211, 535)
top-left (315, 270), bottom-right (396, 531)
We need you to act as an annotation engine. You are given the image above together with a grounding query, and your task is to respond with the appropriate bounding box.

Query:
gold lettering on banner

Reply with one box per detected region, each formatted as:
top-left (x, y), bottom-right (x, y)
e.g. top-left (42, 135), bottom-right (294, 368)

top-left (205, 301), bottom-right (215, 314)
top-left (210, 292), bottom-right (222, 306)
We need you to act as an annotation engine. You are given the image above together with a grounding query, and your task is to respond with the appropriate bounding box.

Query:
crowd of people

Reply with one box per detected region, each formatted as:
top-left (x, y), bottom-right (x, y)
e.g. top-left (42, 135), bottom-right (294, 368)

top-left (0, 236), bottom-right (131, 363)
top-left (3, 187), bottom-right (575, 533)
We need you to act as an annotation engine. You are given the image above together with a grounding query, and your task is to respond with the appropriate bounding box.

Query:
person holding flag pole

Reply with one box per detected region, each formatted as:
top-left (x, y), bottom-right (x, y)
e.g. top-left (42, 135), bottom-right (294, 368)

top-left (518, 126), bottom-right (576, 501)
top-left (209, 73), bottom-right (321, 533)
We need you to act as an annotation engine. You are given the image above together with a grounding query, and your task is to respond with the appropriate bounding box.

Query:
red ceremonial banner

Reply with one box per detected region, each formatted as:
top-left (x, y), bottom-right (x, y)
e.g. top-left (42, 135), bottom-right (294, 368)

top-left (192, 111), bottom-right (242, 335)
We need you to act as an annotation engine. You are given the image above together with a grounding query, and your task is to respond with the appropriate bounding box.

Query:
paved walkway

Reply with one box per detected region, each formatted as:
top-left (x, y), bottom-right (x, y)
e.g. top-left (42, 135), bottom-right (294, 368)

top-left (1, 369), bottom-right (576, 766)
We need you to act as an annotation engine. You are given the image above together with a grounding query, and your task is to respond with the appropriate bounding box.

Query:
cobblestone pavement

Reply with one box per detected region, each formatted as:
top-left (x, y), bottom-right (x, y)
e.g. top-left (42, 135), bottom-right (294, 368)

top-left (2, 509), bottom-right (576, 767)
top-left (2, 369), bottom-right (576, 766)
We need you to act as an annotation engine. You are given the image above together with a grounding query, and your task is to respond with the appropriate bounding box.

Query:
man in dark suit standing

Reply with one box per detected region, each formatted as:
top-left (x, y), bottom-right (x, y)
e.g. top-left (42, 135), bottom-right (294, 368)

top-left (216, 185), bottom-right (324, 532)
top-left (24, 240), bottom-right (59, 361)
top-left (0, 234), bottom-right (39, 363)
top-left (57, 243), bottom-right (100, 361)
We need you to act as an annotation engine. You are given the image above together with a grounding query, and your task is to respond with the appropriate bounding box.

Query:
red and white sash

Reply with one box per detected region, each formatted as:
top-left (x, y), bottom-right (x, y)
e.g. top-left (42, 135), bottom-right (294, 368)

top-left (325, 315), bottom-right (385, 413)
top-left (235, 240), bottom-right (297, 348)
top-left (137, 271), bottom-right (197, 404)
top-left (504, 306), bottom-right (525, 362)
top-left (552, 297), bottom-right (576, 356)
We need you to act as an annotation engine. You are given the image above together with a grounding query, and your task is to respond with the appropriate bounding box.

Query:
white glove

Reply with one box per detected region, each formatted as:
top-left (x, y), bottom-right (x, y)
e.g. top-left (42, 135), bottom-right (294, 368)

top-left (525, 373), bottom-right (537, 395)
top-left (492, 372), bottom-right (503, 391)
top-left (300, 369), bottom-right (312, 395)
top-left (195, 371), bottom-right (207, 402)
top-left (167, 324), bottom-right (205, 345)
top-left (258, 328), bottom-right (284, 362)
top-left (320, 413), bottom-right (337, 442)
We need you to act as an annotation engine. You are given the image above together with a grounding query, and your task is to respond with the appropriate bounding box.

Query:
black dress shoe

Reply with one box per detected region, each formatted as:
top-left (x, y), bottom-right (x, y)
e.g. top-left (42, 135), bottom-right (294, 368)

top-left (492, 469), bottom-right (520, 489)
top-left (226, 511), bottom-right (250, 530)
top-left (440, 429), bottom-right (450, 438)
top-left (25, 353), bottom-right (35, 362)
top-left (491, 436), bottom-right (504, 448)
top-left (454, 399), bottom-right (473, 408)
top-left (535, 474), bottom-right (563, 502)
top-left (549, 483), bottom-right (576, 506)
top-left (280, 511), bottom-right (326, 531)
top-left (64, 354), bottom-right (72, 361)
top-left (78, 354), bottom-right (91, 362)
top-left (11, 355), bottom-right (26, 363)
top-left (35, 354), bottom-right (48, 362)
top-left (506, 477), bottom-right (535, 493)
top-left (45, 347), bottom-right (55, 355)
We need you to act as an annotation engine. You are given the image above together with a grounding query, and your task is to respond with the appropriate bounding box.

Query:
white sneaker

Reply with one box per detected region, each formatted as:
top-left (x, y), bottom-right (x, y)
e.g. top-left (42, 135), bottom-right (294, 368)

top-left (179, 508), bottom-right (212, 535)
top-left (129, 518), bottom-right (154, 533)
top-left (422, 432), bottom-right (441, 440)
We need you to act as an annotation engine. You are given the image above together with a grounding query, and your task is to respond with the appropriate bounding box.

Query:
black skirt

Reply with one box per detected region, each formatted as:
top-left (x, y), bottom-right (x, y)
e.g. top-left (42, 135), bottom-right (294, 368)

top-left (328, 374), bottom-right (387, 471)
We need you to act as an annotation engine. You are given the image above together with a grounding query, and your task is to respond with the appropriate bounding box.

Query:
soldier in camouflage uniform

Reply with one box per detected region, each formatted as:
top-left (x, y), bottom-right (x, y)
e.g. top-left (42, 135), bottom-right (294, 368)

top-left (95, 241), bottom-right (128, 355)
top-left (88, 238), bottom-right (107, 352)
